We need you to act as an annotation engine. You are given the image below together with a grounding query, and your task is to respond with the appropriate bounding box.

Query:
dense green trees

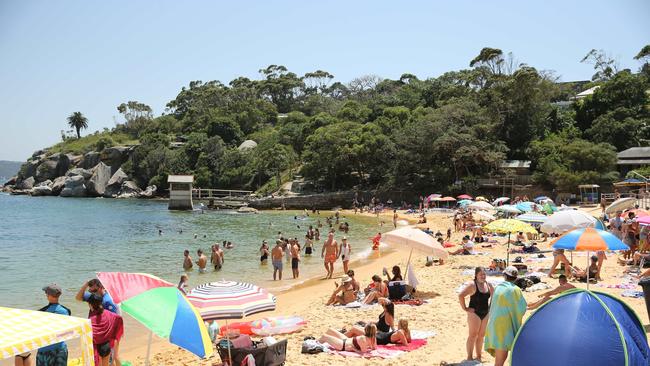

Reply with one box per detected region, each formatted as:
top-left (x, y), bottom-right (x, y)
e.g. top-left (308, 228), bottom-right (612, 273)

top-left (104, 45), bottom-right (649, 194)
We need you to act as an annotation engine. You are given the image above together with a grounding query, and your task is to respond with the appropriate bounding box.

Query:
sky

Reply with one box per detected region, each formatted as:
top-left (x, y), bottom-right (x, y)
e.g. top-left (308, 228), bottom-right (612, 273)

top-left (0, 0), bottom-right (648, 161)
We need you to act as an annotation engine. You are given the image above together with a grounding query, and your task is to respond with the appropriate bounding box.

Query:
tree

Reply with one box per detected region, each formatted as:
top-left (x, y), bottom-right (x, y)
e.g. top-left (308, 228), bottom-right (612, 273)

top-left (116, 101), bottom-right (153, 137)
top-left (67, 112), bottom-right (88, 139)
top-left (258, 65), bottom-right (304, 113)
top-left (581, 49), bottom-right (619, 82)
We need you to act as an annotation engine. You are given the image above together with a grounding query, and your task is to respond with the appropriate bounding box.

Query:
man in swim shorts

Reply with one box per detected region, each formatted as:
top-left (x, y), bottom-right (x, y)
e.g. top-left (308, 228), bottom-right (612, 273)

top-left (183, 249), bottom-right (193, 271)
top-left (196, 249), bottom-right (207, 273)
top-left (322, 232), bottom-right (339, 279)
top-left (291, 240), bottom-right (301, 279)
top-left (272, 240), bottom-right (284, 280)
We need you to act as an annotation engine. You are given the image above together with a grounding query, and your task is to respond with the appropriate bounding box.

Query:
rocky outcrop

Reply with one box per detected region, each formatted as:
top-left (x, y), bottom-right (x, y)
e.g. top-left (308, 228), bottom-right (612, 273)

top-left (86, 162), bottom-right (111, 197)
top-left (50, 176), bottom-right (67, 195)
top-left (141, 185), bottom-right (157, 198)
top-left (35, 160), bottom-right (57, 182)
top-left (249, 191), bottom-right (356, 210)
top-left (31, 180), bottom-right (53, 196)
top-left (60, 176), bottom-right (86, 197)
top-left (116, 180), bottom-right (142, 198)
top-left (100, 146), bottom-right (130, 174)
top-left (17, 176), bottom-right (35, 190)
top-left (79, 152), bottom-right (101, 170)
top-left (66, 168), bottom-right (93, 180)
top-left (18, 160), bottom-right (40, 181)
top-left (103, 168), bottom-right (129, 198)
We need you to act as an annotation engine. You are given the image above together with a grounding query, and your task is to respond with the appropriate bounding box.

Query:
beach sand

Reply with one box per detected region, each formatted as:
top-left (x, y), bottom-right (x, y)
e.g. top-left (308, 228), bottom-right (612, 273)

top-left (111, 207), bottom-right (650, 365)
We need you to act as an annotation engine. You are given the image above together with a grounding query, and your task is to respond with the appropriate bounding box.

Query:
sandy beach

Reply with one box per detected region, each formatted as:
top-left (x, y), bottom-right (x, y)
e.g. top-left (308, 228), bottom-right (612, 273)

top-left (102, 206), bottom-right (648, 366)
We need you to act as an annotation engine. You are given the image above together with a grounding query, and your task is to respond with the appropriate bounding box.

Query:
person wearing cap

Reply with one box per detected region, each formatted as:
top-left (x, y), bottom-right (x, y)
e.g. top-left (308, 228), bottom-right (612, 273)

top-left (325, 275), bottom-right (356, 306)
top-left (484, 266), bottom-right (527, 366)
top-left (75, 279), bottom-right (119, 314)
top-left (36, 284), bottom-right (71, 366)
top-left (339, 236), bottom-right (352, 273)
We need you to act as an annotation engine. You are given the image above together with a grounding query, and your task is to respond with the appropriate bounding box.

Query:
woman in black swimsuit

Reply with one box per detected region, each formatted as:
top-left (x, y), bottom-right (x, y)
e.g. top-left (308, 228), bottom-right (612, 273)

top-left (347, 298), bottom-right (409, 345)
top-left (458, 267), bottom-right (493, 362)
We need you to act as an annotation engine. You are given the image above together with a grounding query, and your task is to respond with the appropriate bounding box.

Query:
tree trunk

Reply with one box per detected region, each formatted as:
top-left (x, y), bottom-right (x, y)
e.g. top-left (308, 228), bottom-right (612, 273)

top-left (76, 127), bottom-right (81, 139)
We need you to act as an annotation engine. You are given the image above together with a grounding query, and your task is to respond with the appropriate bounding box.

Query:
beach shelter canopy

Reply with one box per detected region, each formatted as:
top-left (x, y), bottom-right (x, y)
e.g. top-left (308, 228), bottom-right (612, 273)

top-left (495, 204), bottom-right (521, 214)
top-left (382, 227), bottom-right (448, 259)
top-left (483, 219), bottom-right (537, 235)
top-left (0, 307), bottom-right (94, 365)
top-left (439, 196), bottom-right (456, 202)
top-left (540, 210), bottom-right (600, 234)
top-left (511, 289), bottom-right (649, 366)
top-left (515, 213), bottom-right (548, 224)
top-left (468, 201), bottom-right (494, 211)
top-left (605, 197), bottom-right (637, 214)
top-left (187, 281), bottom-right (277, 320)
top-left (97, 272), bottom-right (213, 359)
top-left (457, 194), bottom-right (473, 200)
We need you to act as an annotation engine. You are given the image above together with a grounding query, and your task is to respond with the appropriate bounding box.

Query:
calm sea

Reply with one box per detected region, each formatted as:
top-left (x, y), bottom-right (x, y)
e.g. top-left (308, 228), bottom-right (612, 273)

top-left (0, 193), bottom-right (384, 315)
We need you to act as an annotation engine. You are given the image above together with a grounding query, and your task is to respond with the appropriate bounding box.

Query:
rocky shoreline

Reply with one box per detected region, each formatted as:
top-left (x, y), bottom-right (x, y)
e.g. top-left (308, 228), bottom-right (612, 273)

top-left (2, 146), bottom-right (156, 199)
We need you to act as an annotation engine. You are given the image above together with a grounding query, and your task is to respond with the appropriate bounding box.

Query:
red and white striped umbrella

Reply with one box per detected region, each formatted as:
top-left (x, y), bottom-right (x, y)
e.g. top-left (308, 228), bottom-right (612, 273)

top-left (187, 281), bottom-right (276, 320)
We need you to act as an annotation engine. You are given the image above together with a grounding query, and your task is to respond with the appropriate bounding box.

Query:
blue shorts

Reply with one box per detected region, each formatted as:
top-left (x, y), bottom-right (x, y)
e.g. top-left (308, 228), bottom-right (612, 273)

top-left (273, 260), bottom-right (283, 270)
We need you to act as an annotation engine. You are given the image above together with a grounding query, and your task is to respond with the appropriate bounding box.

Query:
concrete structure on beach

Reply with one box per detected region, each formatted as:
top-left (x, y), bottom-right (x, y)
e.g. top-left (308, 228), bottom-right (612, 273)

top-left (168, 175), bottom-right (194, 210)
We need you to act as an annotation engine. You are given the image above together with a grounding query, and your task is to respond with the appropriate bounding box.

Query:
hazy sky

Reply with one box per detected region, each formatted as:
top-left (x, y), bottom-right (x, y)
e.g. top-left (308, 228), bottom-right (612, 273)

top-left (0, 0), bottom-right (648, 161)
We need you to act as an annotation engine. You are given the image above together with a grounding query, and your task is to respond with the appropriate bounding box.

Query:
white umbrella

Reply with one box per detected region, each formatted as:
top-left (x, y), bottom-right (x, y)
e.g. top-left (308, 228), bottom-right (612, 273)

top-left (605, 197), bottom-right (636, 214)
top-left (382, 227), bottom-right (448, 259)
top-left (493, 197), bottom-right (510, 205)
top-left (469, 201), bottom-right (494, 211)
top-left (474, 210), bottom-right (496, 221)
top-left (540, 210), bottom-right (599, 234)
top-left (495, 204), bottom-right (522, 214)
top-left (558, 204), bottom-right (574, 211)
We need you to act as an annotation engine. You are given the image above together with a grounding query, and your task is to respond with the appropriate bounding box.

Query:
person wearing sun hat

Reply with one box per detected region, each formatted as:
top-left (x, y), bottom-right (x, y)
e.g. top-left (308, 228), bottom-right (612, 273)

top-left (36, 283), bottom-right (71, 366)
top-left (483, 266), bottom-right (527, 366)
top-left (325, 275), bottom-right (356, 306)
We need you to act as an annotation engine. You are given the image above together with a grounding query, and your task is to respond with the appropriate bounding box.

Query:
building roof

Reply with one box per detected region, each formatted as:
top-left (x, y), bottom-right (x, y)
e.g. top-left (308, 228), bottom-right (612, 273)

top-left (575, 86), bottom-right (600, 99)
top-left (167, 175), bottom-right (194, 183)
top-left (500, 160), bottom-right (531, 169)
top-left (618, 147), bottom-right (650, 159)
top-left (617, 159), bottom-right (650, 165)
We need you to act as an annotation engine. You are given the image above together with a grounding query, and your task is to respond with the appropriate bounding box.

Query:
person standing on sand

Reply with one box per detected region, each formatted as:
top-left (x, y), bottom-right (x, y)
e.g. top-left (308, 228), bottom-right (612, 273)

top-left (183, 250), bottom-right (193, 271)
top-left (196, 249), bottom-right (207, 273)
top-left (484, 266), bottom-right (527, 366)
top-left (458, 267), bottom-right (494, 363)
top-left (393, 209), bottom-right (398, 228)
top-left (291, 240), bottom-right (301, 279)
top-left (339, 236), bottom-right (352, 273)
top-left (272, 240), bottom-right (284, 280)
top-left (36, 284), bottom-right (71, 366)
top-left (322, 232), bottom-right (339, 279)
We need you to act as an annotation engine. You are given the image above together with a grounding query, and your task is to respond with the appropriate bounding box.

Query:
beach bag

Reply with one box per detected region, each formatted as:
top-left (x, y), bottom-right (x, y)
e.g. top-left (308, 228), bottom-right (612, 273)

top-left (301, 339), bottom-right (326, 354)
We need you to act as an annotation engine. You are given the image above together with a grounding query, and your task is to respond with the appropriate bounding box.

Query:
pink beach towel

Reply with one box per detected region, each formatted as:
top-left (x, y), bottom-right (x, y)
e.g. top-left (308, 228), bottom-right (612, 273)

top-left (329, 339), bottom-right (427, 359)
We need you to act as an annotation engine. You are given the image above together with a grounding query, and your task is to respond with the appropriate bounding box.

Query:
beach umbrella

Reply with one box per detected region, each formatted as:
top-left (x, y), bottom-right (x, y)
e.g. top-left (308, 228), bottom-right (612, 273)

top-left (469, 201), bottom-right (494, 211)
top-left (636, 216), bottom-right (650, 226)
top-left (457, 194), bottom-right (473, 200)
top-left (534, 195), bottom-right (550, 202)
top-left (605, 197), bottom-right (636, 214)
top-left (540, 210), bottom-right (601, 235)
top-left (426, 194), bottom-right (442, 202)
top-left (558, 204), bottom-right (574, 211)
top-left (186, 281), bottom-right (276, 321)
top-left (483, 219), bottom-right (537, 265)
top-left (492, 197), bottom-right (510, 205)
top-left (382, 227), bottom-right (448, 259)
top-left (542, 202), bottom-right (557, 214)
top-left (440, 196), bottom-right (456, 201)
top-left (458, 199), bottom-right (473, 207)
top-left (551, 228), bottom-right (628, 288)
top-left (516, 213), bottom-right (548, 224)
top-left (516, 201), bottom-right (544, 212)
top-left (495, 204), bottom-right (522, 214)
top-left (475, 196), bottom-right (488, 202)
top-left (620, 208), bottom-right (650, 218)
top-left (474, 210), bottom-right (496, 221)
top-left (97, 272), bottom-right (213, 364)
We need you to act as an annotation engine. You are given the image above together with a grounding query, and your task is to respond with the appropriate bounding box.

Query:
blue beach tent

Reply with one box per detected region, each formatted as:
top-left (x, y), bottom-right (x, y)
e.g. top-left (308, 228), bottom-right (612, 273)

top-left (511, 289), bottom-right (650, 366)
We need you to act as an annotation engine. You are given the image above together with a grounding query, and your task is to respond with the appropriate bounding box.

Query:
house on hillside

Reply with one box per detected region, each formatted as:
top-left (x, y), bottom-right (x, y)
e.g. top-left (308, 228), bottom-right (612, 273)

top-left (477, 160), bottom-right (532, 192)
top-left (617, 147), bottom-right (650, 175)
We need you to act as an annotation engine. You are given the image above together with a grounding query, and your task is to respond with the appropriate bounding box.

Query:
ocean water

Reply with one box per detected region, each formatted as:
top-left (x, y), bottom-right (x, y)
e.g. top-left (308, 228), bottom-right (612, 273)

top-left (0, 193), bottom-right (384, 315)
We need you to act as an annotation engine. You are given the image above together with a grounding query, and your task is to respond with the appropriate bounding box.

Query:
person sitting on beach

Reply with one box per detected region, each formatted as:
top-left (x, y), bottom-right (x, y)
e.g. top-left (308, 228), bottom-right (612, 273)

top-left (363, 275), bottom-right (388, 304)
top-left (547, 249), bottom-right (571, 279)
top-left (571, 255), bottom-right (599, 282)
top-left (196, 249), bottom-right (207, 273)
top-left (87, 293), bottom-right (124, 366)
top-left (326, 275), bottom-right (357, 305)
top-left (183, 250), bottom-right (193, 271)
top-left (347, 270), bottom-right (361, 292)
top-left (527, 275), bottom-right (575, 310)
top-left (383, 266), bottom-right (403, 282)
top-left (346, 298), bottom-right (409, 345)
top-left (272, 240), bottom-right (284, 281)
top-left (319, 324), bottom-right (377, 353)
top-left (177, 274), bottom-right (189, 295)
top-left (449, 236), bottom-right (475, 255)
top-left (260, 240), bottom-right (270, 263)
top-left (458, 267), bottom-right (494, 362)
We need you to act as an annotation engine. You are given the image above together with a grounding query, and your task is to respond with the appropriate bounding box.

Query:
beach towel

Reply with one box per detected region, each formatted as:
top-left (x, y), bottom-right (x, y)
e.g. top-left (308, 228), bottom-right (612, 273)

top-left (89, 309), bottom-right (124, 365)
top-left (328, 339), bottom-right (427, 359)
top-left (621, 290), bottom-right (644, 298)
top-left (392, 299), bottom-right (425, 306)
top-left (483, 281), bottom-right (526, 356)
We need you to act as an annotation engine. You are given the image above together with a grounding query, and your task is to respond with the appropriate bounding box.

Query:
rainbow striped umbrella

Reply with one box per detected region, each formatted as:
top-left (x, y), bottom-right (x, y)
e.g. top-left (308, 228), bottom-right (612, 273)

top-left (551, 228), bottom-right (628, 252)
top-left (97, 272), bottom-right (213, 362)
top-left (187, 281), bottom-right (276, 320)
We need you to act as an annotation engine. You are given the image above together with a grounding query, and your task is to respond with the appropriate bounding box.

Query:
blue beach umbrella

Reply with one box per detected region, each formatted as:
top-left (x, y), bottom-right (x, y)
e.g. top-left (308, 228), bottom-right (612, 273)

top-left (516, 202), bottom-right (543, 212)
top-left (458, 199), bottom-right (473, 207)
top-left (534, 196), bottom-right (550, 202)
top-left (516, 213), bottom-right (548, 224)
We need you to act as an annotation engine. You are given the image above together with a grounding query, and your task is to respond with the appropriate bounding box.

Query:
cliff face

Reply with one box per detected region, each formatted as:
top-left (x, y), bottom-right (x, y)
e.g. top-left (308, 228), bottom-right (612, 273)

top-left (2, 147), bottom-right (156, 198)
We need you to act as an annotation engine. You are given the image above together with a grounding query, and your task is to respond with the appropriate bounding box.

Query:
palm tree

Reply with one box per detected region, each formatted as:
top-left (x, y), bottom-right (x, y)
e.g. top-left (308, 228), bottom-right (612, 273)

top-left (67, 112), bottom-right (88, 139)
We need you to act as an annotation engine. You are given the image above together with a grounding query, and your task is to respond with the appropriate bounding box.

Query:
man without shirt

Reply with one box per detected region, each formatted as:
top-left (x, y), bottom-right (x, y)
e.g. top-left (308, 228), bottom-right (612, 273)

top-left (272, 240), bottom-right (284, 280)
top-left (183, 249), bottom-right (193, 271)
top-left (527, 275), bottom-right (575, 310)
top-left (322, 231), bottom-right (339, 279)
top-left (196, 249), bottom-right (208, 273)
top-left (291, 240), bottom-right (301, 279)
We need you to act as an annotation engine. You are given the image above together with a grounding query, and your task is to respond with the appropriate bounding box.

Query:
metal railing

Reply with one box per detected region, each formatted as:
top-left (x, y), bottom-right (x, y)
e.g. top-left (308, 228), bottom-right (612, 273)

top-left (192, 188), bottom-right (253, 200)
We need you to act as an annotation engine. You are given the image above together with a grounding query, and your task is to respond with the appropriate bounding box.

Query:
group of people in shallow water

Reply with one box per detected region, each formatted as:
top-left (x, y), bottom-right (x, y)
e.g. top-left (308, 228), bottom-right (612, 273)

top-left (182, 241), bottom-right (234, 273)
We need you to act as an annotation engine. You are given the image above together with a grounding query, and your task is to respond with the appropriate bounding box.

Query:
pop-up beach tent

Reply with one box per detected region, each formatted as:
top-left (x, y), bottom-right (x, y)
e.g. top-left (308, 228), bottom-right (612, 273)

top-left (511, 289), bottom-right (650, 366)
top-left (0, 307), bottom-right (94, 366)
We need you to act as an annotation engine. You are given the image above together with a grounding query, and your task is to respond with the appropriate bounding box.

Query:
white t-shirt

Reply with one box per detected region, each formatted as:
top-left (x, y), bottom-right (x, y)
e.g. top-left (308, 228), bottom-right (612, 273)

top-left (463, 240), bottom-right (475, 254)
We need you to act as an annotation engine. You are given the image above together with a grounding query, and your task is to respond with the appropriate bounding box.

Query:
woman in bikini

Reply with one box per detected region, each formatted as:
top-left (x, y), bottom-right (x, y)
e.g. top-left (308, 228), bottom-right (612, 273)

top-left (319, 324), bottom-right (377, 353)
top-left (363, 275), bottom-right (388, 304)
top-left (346, 298), bottom-right (410, 344)
top-left (458, 267), bottom-right (494, 362)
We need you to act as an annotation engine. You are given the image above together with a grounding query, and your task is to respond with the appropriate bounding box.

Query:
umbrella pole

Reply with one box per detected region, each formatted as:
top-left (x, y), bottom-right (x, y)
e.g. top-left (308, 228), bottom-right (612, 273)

top-left (586, 252), bottom-right (590, 290)
top-left (145, 330), bottom-right (153, 366)
top-left (226, 318), bottom-right (232, 366)
top-left (405, 248), bottom-right (414, 278)
top-left (506, 232), bottom-right (511, 266)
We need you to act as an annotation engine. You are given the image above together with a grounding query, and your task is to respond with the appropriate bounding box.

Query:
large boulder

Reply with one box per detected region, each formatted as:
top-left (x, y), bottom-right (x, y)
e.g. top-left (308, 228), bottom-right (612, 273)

top-left (35, 159), bottom-right (58, 182)
top-left (17, 176), bottom-right (35, 190)
top-left (140, 185), bottom-right (157, 198)
top-left (100, 146), bottom-right (131, 174)
top-left (103, 168), bottom-right (129, 198)
top-left (17, 160), bottom-right (40, 180)
top-left (116, 180), bottom-right (142, 198)
top-left (60, 175), bottom-right (86, 197)
top-left (55, 154), bottom-right (71, 176)
top-left (67, 154), bottom-right (83, 166)
top-left (3, 176), bottom-right (17, 186)
top-left (66, 168), bottom-right (93, 180)
top-left (31, 185), bottom-right (53, 196)
top-left (86, 162), bottom-right (111, 197)
top-left (50, 176), bottom-right (67, 195)
top-left (79, 151), bottom-right (101, 170)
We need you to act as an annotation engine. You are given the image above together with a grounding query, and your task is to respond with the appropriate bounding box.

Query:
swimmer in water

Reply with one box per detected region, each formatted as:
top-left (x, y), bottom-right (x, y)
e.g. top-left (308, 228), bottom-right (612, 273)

top-left (196, 249), bottom-right (207, 273)
top-left (158, 229), bottom-right (162, 235)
